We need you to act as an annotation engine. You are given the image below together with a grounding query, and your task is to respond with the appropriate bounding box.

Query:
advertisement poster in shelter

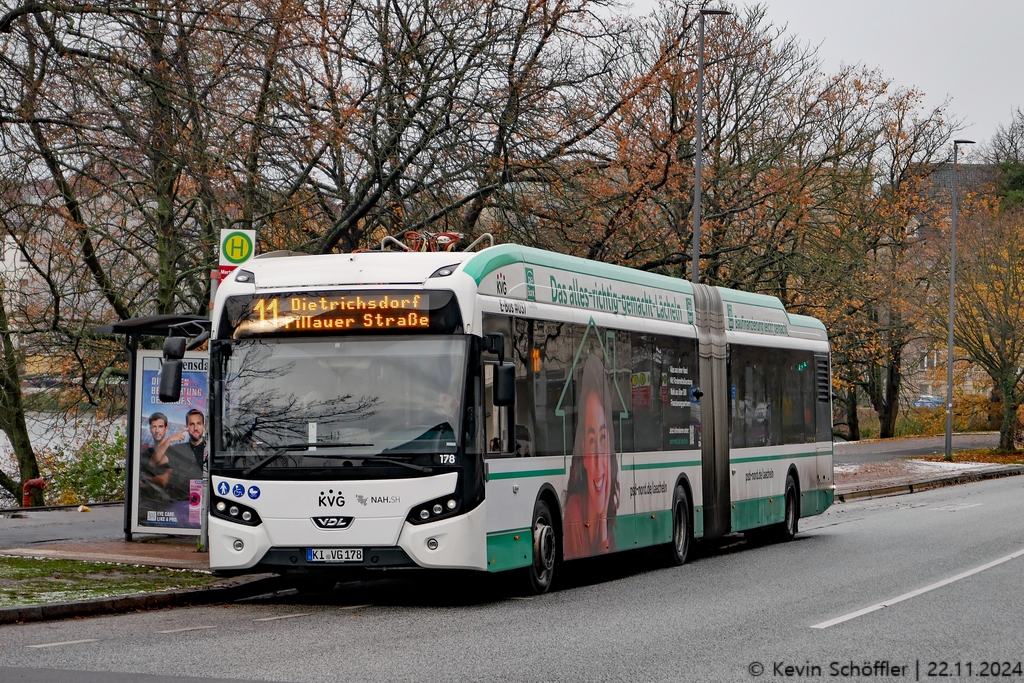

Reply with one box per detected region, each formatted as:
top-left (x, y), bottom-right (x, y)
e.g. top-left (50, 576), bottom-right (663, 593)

top-left (131, 350), bottom-right (208, 535)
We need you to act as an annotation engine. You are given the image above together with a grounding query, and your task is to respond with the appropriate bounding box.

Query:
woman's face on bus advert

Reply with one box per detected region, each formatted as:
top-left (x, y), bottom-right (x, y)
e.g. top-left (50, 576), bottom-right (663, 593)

top-left (583, 390), bottom-right (611, 520)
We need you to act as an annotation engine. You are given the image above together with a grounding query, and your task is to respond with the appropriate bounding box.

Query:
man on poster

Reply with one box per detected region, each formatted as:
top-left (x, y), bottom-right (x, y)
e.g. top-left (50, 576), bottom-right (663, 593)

top-left (165, 409), bottom-right (205, 494)
top-left (139, 412), bottom-right (174, 501)
top-left (169, 411), bottom-right (205, 475)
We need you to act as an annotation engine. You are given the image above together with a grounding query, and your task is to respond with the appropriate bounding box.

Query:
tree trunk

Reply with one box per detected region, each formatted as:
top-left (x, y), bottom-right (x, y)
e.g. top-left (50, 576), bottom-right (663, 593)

top-left (999, 382), bottom-right (1017, 451)
top-left (867, 352), bottom-right (901, 439)
top-left (847, 385), bottom-right (860, 441)
top-left (879, 351), bottom-right (901, 438)
top-left (0, 284), bottom-right (41, 505)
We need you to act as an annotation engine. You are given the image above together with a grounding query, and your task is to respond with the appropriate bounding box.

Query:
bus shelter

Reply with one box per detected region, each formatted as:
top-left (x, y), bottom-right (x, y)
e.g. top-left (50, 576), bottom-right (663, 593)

top-left (94, 315), bottom-right (208, 542)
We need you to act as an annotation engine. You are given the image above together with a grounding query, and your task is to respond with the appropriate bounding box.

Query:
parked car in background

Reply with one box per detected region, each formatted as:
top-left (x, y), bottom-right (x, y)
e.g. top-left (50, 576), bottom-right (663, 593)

top-left (913, 395), bottom-right (945, 408)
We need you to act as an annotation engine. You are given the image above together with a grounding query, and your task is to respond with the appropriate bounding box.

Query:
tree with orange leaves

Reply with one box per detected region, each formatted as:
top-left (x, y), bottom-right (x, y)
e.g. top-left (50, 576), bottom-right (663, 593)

top-left (923, 198), bottom-right (1024, 451)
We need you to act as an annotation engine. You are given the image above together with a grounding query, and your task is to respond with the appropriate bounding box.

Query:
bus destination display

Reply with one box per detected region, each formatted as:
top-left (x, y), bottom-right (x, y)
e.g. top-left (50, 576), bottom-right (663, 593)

top-left (225, 290), bottom-right (462, 338)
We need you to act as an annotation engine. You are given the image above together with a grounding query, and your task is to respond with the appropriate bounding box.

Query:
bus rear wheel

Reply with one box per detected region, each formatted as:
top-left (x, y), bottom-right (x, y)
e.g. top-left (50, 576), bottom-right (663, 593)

top-left (668, 485), bottom-right (692, 566)
top-left (524, 499), bottom-right (557, 594)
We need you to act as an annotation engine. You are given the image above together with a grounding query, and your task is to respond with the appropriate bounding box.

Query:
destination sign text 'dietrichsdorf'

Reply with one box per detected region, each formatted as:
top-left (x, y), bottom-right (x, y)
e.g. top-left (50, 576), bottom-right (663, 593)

top-left (224, 290), bottom-right (461, 339)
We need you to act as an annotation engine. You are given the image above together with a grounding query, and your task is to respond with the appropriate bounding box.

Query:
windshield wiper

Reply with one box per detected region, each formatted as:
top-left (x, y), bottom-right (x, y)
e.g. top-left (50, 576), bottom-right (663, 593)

top-left (242, 442), bottom-right (373, 477)
top-left (359, 455), bottom-right (433, 473)
top-left (300, 453), bottom-right (434, 473)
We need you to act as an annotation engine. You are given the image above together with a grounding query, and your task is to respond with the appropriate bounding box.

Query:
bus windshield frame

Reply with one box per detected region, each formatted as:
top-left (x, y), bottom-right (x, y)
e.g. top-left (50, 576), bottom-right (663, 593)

top-left (209, 335), bottom-right (471, 479)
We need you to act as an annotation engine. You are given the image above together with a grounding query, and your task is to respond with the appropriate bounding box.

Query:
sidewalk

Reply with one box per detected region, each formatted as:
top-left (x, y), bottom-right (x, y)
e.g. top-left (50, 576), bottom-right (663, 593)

top-left (1, 537), bottom-right (208, 571)
top-left (835, 457), bottom-right (1024, 501)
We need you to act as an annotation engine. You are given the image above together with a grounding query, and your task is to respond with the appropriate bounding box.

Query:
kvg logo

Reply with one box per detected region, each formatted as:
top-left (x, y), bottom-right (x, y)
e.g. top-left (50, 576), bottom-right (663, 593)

top-left (318, 489), bottom-right (345, 507)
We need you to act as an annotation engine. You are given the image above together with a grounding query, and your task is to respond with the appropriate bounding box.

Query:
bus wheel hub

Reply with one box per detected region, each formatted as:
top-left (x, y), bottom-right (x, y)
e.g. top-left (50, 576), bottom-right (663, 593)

top-left (534, 523), bottom-right (555, 571)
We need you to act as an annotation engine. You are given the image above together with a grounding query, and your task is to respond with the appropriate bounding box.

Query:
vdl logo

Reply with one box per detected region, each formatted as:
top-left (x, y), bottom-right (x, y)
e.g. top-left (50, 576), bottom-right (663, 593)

top-left (312, 516), bottom-right (352, 530)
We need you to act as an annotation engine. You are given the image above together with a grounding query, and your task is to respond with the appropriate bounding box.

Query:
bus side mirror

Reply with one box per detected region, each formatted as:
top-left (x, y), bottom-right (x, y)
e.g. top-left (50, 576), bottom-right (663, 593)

top-left (159, 360), bottom-right (183, 403)
top-left (163, 336), bottom-right (186, 361)
top-left (494, 363), bottom-right (515, 407)
top-left (483, 333), bottom-right (505, 364)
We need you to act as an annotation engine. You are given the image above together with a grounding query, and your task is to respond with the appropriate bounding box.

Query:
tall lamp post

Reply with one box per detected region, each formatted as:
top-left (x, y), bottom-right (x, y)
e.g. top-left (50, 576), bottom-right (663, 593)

top-left (944, 138), bottom-right (974, 461)
top-left (691, 8), bottom-right (731, 284)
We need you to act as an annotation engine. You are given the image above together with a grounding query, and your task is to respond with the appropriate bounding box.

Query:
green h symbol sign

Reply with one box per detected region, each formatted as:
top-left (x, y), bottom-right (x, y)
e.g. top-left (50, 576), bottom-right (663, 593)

top-left (222, 231), bottom-right (254, 265)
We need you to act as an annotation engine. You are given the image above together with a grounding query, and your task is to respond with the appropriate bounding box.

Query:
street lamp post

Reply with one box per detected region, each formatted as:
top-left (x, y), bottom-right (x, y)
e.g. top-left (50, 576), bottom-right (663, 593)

top-left (944, 138), bottom-right (974, 461)
top-left (691, 8), bottom-right (730, 284)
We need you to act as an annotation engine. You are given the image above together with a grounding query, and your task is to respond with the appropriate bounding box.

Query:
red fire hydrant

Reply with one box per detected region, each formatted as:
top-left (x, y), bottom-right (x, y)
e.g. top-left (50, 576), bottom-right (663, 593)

top-left (22, 477), bottom-right (46, 507)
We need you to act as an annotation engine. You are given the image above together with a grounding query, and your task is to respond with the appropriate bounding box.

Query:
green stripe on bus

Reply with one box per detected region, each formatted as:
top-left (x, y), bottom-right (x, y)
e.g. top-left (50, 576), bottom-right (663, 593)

top-left (801, 488), bottom-right (833, 517)
top-left (615, 511), bottom-right (673, 548)
top-left (623, 460), bottom-right (701, 471)
top-left (486, 528), bottom-right (532, 572)
top-left (489, 468), bottom-right (567, 480)
top-left (462, 248), bottom-right (523, 284)
top-left (485, 490), bottom-right (832, 573)
top-left (730, 495), bottom-right (786, 531)
top-left (464, 245), bottom-right (699, 297)
top-left (729, 452), bottom-right (818, 464)
top-left (730, 487), bottom-right (833, 531)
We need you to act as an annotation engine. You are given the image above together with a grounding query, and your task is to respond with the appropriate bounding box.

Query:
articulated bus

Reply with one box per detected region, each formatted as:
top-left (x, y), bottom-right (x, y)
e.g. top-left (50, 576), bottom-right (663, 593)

top-left (187, 242), bottom-right (833, 592)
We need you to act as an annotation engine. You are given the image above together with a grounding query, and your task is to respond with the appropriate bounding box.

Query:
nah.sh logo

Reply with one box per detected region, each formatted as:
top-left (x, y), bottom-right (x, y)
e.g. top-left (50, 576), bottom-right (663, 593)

top-left (318, 489), bottom-right (345, 507)
top-left (496, 272), bottom-right (508, 296)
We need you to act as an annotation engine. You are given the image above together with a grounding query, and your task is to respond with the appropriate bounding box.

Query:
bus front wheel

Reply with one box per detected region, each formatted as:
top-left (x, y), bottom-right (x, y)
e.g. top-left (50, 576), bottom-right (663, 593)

top-left (524, 499), bottom-right (557, 594)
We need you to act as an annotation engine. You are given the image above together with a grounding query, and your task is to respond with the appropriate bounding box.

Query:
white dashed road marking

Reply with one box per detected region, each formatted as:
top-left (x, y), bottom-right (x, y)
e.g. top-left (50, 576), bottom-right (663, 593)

top-left (26, 639), bottom-right (99, 648)
top-left (254, 613), bottom-right (311, 622)
top-left (156, 625), bottom-right (217, 634)
top-left (812, 546), bottom-right (1024, 629)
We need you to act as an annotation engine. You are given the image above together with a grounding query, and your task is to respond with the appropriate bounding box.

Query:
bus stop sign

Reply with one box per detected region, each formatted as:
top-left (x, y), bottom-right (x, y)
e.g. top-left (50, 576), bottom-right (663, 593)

top-left (219, 229), bottom-right (256, 281)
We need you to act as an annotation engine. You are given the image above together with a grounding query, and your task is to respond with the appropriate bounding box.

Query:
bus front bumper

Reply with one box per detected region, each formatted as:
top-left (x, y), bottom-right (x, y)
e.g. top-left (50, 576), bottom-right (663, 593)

top-left (210, 502), bottom-right (488, 572)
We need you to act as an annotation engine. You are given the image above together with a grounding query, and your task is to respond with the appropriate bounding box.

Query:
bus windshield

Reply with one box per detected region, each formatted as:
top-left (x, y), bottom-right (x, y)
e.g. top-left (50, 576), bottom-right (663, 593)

top-left (216, 337), bottom-right (467, 470)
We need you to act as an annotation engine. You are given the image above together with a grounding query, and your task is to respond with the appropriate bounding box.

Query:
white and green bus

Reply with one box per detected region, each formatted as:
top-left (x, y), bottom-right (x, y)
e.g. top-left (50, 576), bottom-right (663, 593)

top-left (186, 242), bottom-right (833, 592)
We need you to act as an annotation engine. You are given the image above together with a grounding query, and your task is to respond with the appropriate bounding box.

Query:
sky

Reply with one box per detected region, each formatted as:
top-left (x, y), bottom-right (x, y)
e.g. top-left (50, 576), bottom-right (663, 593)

top-left (626, 0), bottom-right (1024, 156)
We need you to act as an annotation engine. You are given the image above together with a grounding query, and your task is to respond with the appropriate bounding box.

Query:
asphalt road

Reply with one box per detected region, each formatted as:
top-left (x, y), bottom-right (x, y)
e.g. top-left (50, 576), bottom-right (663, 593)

top-left (3, 475), bottom-right (1024, 682)
top-left (0, 505), bottom-right (125, 550)
top-left (834, 432), bottom-right (1000, 464)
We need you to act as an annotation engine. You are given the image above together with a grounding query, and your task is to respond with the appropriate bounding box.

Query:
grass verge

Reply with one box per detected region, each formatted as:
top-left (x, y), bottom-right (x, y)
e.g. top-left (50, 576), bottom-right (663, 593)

top-left (0, 556), bottom-right (219, 607)
top-left (920, 450), bottom-right (1024, 465)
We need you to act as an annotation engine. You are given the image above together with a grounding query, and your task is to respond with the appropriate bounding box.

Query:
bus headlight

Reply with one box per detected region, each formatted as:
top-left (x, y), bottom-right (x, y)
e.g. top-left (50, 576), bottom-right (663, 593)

top-left (408, 494), bottom-right (462, 525)
top-left (211, 495), bottom-right (263, 527)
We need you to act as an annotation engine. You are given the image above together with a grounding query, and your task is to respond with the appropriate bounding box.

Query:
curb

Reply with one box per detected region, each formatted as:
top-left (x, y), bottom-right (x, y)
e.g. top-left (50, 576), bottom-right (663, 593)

top-left (836, 465), bottom-right (1024, 503)
top-left (0, 501), bottom-right (124, 514)
top-left (0, 574), bottom-right (283, 626)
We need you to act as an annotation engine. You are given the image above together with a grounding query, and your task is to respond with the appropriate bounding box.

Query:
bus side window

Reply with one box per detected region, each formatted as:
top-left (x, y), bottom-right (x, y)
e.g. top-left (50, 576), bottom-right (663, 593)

top-left (484, 363), bottom-right (513, 455)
